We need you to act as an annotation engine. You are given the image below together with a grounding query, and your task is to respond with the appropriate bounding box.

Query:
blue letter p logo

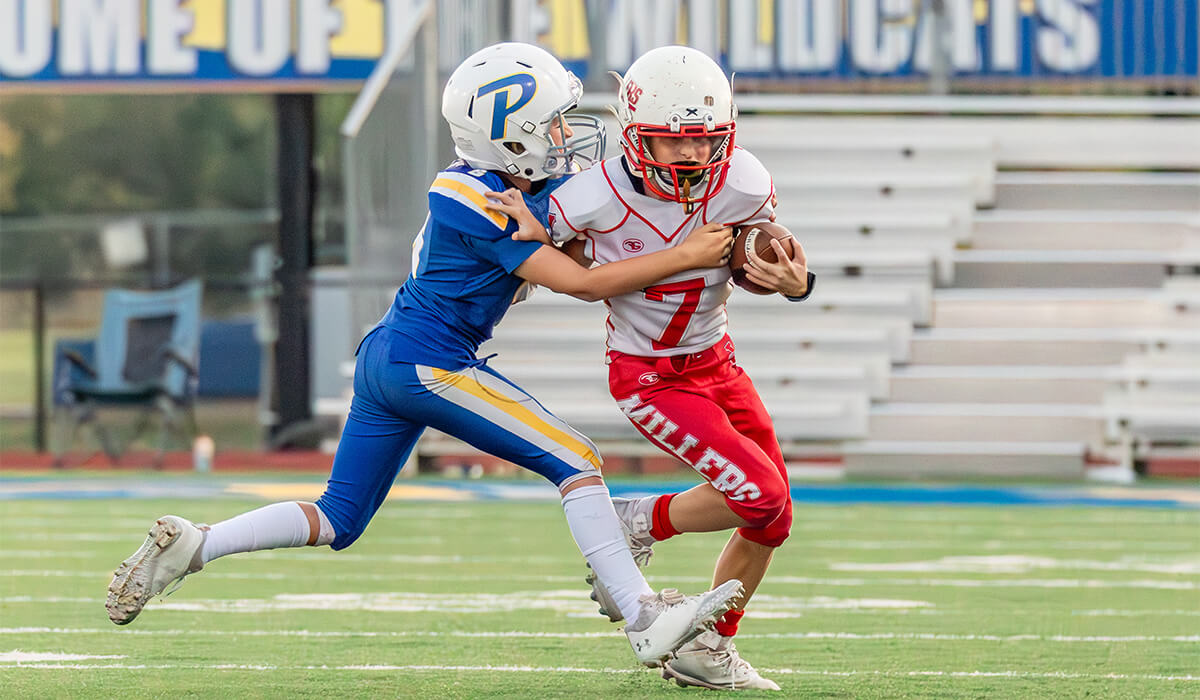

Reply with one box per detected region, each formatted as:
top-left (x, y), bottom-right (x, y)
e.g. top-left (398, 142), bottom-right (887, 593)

top-left (477, 73), bottom-right (537, 140)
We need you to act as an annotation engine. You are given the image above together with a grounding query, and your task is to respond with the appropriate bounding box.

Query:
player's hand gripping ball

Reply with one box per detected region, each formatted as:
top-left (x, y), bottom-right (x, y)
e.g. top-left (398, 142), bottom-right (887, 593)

top-left (729, 221), bottom-right (797, 294)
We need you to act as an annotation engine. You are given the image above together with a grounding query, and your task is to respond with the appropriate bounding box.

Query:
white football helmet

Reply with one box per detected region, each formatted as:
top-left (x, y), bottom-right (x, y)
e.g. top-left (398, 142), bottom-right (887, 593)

top-left (612, 46), bottom-right (737, 207)
top-left (442, 42), bottom-right (605, 181)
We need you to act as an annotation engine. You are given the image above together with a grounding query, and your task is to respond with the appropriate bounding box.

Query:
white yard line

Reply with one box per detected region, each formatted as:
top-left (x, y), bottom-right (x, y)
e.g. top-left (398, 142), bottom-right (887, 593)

top-left (0, 592), bottom-right (933, 615)
top-left (4, 570), bottom-right (1196, 590)
top-left (2, 628), bottom-right (1196, 643)
top-left (811, 540), bottom-right (1195, 551)
top-left (0, 551), bottom-right (105, 559)
top-left (766, 576), bottom-right (1198, 590)
top-left (0, 570), bottom-right (591, 583)
top-left (830, 555), bottom-right (1200, 575)
top-left (1073, 609), bottom-right (1200, 617)
top-left (0, 651), bottom-right (126, 662)
top-left (0, 662), bottom-right (1196, 681)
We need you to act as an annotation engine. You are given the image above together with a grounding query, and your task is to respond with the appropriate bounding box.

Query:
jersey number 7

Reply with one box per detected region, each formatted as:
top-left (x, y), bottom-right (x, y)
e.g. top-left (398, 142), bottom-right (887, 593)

top-left (643, 277), bottom-right (706, 351)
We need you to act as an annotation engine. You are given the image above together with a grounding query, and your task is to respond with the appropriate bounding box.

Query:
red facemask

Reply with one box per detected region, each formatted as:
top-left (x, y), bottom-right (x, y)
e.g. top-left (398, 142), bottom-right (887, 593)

top-left (620, 121), bottom-right (736, 208)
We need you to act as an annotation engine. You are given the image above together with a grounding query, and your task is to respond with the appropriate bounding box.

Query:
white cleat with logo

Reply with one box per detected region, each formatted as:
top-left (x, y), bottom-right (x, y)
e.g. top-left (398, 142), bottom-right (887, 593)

top-left (106, 515), bottom-right (207, 625)
top-left (586, 495), bottom-right (659, 622)
top-left (662, 629), bottom-right (781, 691)
top-left (625, 579), bottom-right (743, 668)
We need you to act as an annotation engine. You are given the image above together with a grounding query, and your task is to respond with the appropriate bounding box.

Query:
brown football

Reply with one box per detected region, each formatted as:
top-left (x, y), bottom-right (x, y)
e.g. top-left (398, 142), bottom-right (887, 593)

top-left (729, 221), bottom-right (796, 294)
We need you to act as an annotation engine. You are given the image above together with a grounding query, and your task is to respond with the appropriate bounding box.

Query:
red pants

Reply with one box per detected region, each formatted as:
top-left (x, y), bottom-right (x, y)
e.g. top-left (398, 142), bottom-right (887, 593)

top-left (607, 335), bottom-right (792, 547)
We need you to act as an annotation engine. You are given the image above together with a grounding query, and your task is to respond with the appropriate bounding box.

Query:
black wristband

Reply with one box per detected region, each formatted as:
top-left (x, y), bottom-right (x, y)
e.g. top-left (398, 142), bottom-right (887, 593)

top-left (784, 271), bottom-right (817, 302)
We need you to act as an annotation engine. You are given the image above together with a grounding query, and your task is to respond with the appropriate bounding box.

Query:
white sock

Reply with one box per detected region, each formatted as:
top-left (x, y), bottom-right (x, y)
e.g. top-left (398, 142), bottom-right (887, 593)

top-left (561, 484), bottom-right (653, 622)
top-left (201, 502), bottom-right (329, 564)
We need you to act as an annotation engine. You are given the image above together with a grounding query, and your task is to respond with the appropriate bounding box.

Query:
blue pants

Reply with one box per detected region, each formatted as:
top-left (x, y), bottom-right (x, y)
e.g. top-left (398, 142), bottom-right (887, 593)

top-left (316, 327), bottom-right (602, 549)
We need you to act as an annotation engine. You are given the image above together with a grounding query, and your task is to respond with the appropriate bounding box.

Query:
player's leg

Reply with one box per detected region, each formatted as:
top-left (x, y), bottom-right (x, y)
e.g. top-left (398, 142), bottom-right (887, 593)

top-left (669, 370), bottom-right (790, 691)
top-left (413, 362), bottom-right (741, 665)
top-left (106, 328), bottom-right (423, 625)
top-left (609, 385), bottom-right (789, 603)
top-left (609, 357), bottom-right (787, 688)
top-left (707, 364), bottom-right (792, 631)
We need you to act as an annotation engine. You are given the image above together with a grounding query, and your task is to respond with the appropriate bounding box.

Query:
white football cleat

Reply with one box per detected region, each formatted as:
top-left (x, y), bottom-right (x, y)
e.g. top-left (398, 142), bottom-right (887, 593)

top-left (611, 496), bottom-right (657, 567)
top-left (584, 569), bottom-right (624, 623)
top-left (662, 629), bottom-right (781, 691)
top-left (586, 496), bottom-right (659, 623)
top-left (106, 515), bottom-right (207, 625)
top-left (625, 579), bottom-right (743, 668)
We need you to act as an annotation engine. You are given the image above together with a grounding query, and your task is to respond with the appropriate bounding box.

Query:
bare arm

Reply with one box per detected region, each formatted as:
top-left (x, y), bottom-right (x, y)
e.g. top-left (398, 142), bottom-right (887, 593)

top-left (514, 223), bottom-right (731, 302)
top-left (486, 187), bottom-right (731, 302)
top-left (562, 238), bottom-right (592, 267)
top-left (745, 238), bottom-right (810, 298)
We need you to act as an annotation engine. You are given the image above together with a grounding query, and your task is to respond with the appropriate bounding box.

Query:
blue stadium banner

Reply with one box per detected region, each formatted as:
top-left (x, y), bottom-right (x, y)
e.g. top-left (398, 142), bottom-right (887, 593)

top-left (0, 0), bottom-right (399, 91)
top-left (2, 1), bottom-right (1196, 91)
top-left (536, 0), bottom-right (1199, 81)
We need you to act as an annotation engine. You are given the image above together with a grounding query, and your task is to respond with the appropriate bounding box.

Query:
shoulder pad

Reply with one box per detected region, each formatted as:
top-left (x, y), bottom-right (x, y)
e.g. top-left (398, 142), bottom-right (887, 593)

top-left (548, 163), bottom-right (622, 235)
top-left (429, 168), bottom-right (509, 230)
top-left (723, 147), bottom-right (773, 201)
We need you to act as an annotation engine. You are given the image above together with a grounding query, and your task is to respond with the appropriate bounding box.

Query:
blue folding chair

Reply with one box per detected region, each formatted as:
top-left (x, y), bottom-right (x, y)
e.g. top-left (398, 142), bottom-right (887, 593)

top-left (52, 279), bottom-right (203, 467)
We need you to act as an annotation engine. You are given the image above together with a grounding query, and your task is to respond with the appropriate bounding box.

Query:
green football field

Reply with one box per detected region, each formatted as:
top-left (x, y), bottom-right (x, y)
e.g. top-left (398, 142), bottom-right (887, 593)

top-left (1, 478), bottom-right (1198, 698)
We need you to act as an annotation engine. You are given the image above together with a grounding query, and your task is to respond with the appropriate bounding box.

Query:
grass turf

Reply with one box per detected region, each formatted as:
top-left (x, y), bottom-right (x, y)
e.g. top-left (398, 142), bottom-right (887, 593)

top-left (0, 484), bottom-right (1197, 698)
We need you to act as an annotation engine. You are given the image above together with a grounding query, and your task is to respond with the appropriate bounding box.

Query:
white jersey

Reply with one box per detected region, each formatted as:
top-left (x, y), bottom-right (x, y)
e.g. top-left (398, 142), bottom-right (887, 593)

top-left (549, 147), bottom-right (775, 357)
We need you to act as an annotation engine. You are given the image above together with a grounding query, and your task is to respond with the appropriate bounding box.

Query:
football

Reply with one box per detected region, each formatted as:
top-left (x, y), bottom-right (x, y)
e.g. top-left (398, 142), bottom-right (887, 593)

top-left (729, 221), bottom-right (797, 294)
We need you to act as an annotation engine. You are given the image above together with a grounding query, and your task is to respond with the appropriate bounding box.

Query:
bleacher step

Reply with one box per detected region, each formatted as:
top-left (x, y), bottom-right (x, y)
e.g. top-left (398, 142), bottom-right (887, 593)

top-left (867, 402), bottom-right (1105, 442)
top-left (842, 440), bottom-right (1085, 478)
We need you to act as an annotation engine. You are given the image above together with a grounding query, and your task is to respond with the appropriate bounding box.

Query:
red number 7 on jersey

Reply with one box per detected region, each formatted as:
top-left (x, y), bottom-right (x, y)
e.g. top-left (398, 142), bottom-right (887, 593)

top-left (643, 277), bottom-right (706, 350)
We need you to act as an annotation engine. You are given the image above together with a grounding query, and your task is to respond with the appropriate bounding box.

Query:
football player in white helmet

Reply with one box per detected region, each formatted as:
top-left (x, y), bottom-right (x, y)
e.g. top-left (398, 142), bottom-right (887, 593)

top-left (510, 45), bottom-right (815, 691)
top-left (442, 41), bottom-right (606, 181)
top-left (611, 43), bottom-right (738, 213)
top-left (105, 42), bottom-right (744, 673)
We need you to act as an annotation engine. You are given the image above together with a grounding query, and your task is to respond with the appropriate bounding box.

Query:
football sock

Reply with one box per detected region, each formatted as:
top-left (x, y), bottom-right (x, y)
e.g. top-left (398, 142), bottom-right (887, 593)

top-left (649, 493), bottom-right (680, 541)
top-left (200, 501), bottom-right (330, 564)
top-left (561, 484), bottom-right (654, 623)
top-left (715, 608), bottom-right (745, 637)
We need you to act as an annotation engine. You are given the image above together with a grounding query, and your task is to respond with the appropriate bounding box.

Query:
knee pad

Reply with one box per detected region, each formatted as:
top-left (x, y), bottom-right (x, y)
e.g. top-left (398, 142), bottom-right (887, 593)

top-left (737, 500), bottom-right (792, 548)
top-left (727, 476), bottom-right (792, 548)
top-left (724, 473), bottom-right (788, 529)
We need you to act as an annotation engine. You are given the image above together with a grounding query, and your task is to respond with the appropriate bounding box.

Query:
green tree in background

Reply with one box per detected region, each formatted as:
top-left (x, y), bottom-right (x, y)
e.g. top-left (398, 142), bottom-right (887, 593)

top-left (1, 93), bottom-right (355, 283)
top-left (1, 94), bottom-right (273, 215)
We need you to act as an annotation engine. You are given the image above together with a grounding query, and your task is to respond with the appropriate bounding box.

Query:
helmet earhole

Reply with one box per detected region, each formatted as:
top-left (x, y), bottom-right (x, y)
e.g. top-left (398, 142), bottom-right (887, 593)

top-left (525, 168), bottom-right (534, 176)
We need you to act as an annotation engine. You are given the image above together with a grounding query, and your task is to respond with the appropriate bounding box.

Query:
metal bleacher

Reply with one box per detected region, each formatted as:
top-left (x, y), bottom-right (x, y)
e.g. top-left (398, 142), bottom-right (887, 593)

top-left (736, 114), bottom-right (1200, 480)
top-left (321, 110), bottom-right (1199, 480)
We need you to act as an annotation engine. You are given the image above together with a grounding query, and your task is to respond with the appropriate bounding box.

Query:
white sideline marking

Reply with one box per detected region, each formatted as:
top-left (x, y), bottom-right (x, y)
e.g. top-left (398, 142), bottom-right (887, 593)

top-left (0, 592), bottom-right (929, 616)
top-left (0, 551), bottom-right (101, 559)
top-left (22, 533), bottom-right (138, 542)
top-left (767, 576), bottom-right (1198, 590)
top-left (1, 662), bottom-right (1196, 681)
top-left (762, 670), bottom-right (1200, 681)
top-left (0, 518), bottom-right (152, 529)
top-left (0, 570), bottom-right (590, 584)
top-left (1074, 609), bottom-right (1200, 617)
top-left (3, 628), bottom-right (1197, 643)
top-left (812, 540), bottom-right (1194, 551)
top-left (252, 551), bottom-right (567, 564)
top-left (4, 570), bottom-right (1196, 590)
top-left (0, 651), bottom-right (126, 662)
top-left (831, 555), bottom-right (1200, 575)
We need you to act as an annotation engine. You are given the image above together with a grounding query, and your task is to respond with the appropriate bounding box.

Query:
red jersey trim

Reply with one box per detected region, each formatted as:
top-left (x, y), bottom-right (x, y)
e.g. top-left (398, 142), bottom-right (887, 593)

top-left (600, 159), bottom-right (701, 243)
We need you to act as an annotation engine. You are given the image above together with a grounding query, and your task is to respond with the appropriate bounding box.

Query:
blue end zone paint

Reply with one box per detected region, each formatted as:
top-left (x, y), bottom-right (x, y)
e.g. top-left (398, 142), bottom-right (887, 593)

top-left (1, 477), bottom-right (1198, 509)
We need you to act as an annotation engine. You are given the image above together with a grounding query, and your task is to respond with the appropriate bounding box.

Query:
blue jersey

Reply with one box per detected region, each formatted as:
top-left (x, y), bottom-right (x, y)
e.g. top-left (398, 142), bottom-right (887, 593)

top-left (377, 161), bottom-right (566, 369)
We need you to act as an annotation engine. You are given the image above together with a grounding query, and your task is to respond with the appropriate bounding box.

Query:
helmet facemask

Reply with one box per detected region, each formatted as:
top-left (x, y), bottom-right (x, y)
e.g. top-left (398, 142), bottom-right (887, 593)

top-left (541, 94), bottom-right (606, 176)
top-left (493, 73), bottom-right (606, 180)
top-left (623, 118), bottom-right (735, 212)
